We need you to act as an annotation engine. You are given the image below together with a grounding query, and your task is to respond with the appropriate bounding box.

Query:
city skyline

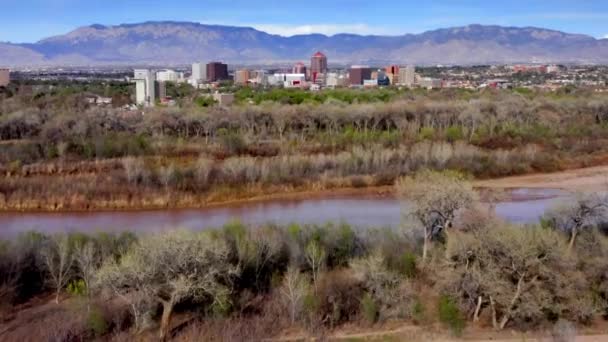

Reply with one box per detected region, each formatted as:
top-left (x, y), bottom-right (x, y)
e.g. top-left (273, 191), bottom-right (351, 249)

top-left (2, 0), bottom-right (608, 43)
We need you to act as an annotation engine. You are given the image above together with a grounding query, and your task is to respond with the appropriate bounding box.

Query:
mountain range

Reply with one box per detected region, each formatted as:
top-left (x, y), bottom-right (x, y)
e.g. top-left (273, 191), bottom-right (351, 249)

top-left (2, 21), bottom-right (608, 66)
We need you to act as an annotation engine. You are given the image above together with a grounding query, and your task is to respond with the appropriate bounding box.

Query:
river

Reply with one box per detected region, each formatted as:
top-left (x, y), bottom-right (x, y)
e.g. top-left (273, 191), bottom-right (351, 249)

top-left (0, 188), bottom-right (569, 237)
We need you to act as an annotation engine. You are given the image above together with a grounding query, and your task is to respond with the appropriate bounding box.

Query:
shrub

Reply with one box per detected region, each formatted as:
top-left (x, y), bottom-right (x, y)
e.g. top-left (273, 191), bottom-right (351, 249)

top-left (399, 252), bottom-right (417, 278)
top-left (67, 279), bottom-right (87, 297)
top-left (87, 307), bottom-right (109, 337)
top-left (411, 298), bottom-right (425, 324)
top-left (438, 295), bottom-right (465, 336)
top-left (361, 292), bottom-right (379, 324)
top-left (445, 126), bottom-right (464, 142)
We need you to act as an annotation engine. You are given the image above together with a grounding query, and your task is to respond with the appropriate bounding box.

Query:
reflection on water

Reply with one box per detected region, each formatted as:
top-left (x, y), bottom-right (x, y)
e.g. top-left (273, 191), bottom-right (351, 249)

top-left (0, 188), bottom-right (569, 237)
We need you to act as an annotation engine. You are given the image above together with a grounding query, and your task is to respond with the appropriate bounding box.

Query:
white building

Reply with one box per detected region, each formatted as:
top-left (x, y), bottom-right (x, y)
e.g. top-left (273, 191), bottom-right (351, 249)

top-left (156, 69), bottom-right (184, 83)
top-left (398, 65), bottom-right (416, 87)
top-left (133, 69), bottom-right (156, 107)
top-left (326, 72), bottom-right (349, 88)
top-left (191, 62), bottom-right (207, 83)
top-left (267, 73), bottom-right (306, 88)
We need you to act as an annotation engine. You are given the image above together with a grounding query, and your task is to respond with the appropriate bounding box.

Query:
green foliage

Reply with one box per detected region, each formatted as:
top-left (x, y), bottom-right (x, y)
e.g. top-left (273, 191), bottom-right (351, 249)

top-left (445, 126), bottom-right (463, 142)
top-left (411, 298), bottom-right (425, 324)
top-left (195, 96), bottom-right (217, 107)
top-left (67, 279), bottom-right (87, 297)
top-left (419, 127), bottom-right (435, 140)
top-left (87, 307), bottom-right (109, 337)
top-left (360, 292), bottom-right (379, 324)
top-left (399, 252), bottom-right (417, 278)
top-left (438, 295), bottom-right (465, 336)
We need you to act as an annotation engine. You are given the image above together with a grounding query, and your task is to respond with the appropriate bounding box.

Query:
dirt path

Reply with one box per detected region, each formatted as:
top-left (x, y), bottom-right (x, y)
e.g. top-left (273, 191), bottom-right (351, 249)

top-left (475, 165), bottom-right (608, 192)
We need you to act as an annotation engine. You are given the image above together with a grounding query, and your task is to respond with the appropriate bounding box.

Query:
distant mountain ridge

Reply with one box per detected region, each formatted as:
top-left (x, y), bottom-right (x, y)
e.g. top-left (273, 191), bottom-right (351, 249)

top-left (2, 21), bottom-right (608, 66)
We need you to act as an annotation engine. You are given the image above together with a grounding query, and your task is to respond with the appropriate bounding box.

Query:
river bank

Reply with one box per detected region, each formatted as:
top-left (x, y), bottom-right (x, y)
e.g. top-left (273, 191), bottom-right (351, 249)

top-left (2, 161), bottom-right (607, 214)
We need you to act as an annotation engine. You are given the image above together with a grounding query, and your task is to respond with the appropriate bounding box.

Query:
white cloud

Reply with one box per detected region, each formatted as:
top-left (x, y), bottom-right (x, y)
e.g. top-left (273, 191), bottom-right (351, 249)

top-left (241, 23), bottom-right (399, 37)
top-left (604, 34), bottom-right (608, 39)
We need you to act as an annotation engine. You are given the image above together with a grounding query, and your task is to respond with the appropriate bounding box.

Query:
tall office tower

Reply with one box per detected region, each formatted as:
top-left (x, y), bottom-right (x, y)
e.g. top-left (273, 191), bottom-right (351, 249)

top-left (234, 69), bottom-right (251, 85)
top-left (292, 62), bottom-right (307, 76)
top-left (0, 68), bottom-right (9, 87)
top-left (385, 65), bottom-right (400, 84)
top-left (399, 65), bottom-right (416, 86)
top-left (349, 65), bottom-right (372, 86)
top-left (310, 51), bottom-right (327, 83)
top-left (191, 62), bottom-right (207, 83)
top-left (133, 69), bottom-right (156, 106)
top-left (206, 62), bottom-right (229, 82)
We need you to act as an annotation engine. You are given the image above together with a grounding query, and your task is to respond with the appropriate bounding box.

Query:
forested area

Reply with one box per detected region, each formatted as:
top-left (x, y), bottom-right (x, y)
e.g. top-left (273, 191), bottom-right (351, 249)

top-left (2, 84), bottom-right (608, 210)
top-left (1, 171), bottom-right (607, 341)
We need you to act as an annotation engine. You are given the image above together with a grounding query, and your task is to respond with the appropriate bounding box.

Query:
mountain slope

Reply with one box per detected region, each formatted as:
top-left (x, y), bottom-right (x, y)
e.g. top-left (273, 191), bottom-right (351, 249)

top-left (2, 22), bottom-right (608, 66)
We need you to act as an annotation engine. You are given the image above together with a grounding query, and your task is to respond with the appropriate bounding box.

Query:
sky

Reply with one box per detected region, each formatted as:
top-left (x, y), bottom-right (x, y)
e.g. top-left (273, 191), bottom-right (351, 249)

top-left (2, 0), bottom-right (608, 43)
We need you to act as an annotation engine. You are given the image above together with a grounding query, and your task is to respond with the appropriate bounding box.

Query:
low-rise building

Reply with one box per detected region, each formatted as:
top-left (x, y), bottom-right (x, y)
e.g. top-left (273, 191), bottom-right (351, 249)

top-left (418, 77), bottom-right (443, 89)
top-left (156, 69), bottom-right (184, 83)
top-left (267, 73), bottom-right (307, 88)
top-left (212, 92), bottom-right (235, 106)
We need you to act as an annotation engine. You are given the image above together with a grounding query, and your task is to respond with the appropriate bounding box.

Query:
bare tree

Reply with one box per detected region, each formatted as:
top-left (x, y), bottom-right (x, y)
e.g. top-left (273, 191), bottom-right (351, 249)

top-left (74, 241), bottom-right (99, 308)
top-left (396, 170), bottom-right (478, 262)
top-left (279, 266), bottom-right (309, 324)
top-left (440, 225), bottom-right (586, 331)
top-left (40, 234), bottom-right (74, 304)
top-left (543, 192), bottom-right (608, 251)
top-left (97, 230), bottom-right (238, 341)
top-left (304, 240), bottom-right (326, 291)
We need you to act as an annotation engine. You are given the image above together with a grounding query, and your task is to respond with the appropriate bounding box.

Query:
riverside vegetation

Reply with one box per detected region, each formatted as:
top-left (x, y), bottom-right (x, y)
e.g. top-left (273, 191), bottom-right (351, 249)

top-left (2, 83), bottom-right (608, 210)
top-left (2, 171), bottom-right (608, 341)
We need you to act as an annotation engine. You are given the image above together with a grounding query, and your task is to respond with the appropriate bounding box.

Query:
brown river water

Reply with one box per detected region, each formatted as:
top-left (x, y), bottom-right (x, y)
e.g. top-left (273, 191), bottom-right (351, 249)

top-left (0, 188), bottom-right (568, 237)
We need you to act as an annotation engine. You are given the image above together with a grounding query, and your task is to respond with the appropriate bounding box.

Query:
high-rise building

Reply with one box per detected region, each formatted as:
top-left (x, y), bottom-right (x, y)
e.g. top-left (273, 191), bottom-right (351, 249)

top-left (385, 65), bottom-right (400, 84)
top-left (398, 65), bottom-right (416, 87)
top-left (293, 62), bottom-right (307, 76)
top-left (349, 65), bottom-right (372, 86)
top-left (310, 52), bottom-right (327, 83)
top-left (206, 62), bottom-right (229, 82)
top-left (0, 68), bottom-right (9, 87)
top-left (234, 69), bottom-right (251, 85)
top-left (133, 69), bottom-right (156, 106)
top-left (191, 62), bottom-right (207, 83)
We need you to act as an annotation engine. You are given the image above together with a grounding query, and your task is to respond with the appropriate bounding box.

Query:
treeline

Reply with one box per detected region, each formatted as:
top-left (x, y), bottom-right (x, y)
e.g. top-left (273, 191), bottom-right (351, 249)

top-left (2, 171), bottom-right (608, 341)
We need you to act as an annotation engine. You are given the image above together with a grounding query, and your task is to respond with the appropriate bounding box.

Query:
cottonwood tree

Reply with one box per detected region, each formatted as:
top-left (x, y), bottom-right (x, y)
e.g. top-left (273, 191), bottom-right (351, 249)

top-left (441, 225), bottom-right (592, 330)
top-left (74, 240), bottom-right (99, 307)
top-left (96, 230), bottom-right (238, 341)
top-left (40, 234), bottom-right (74, 304)
top-left (280, 266), bottom-right (310, 324)
top-left (543, 192), bottom-right (608, 251)
top-left (396, 170), bottom-right (478, 262)
top-left (305, 240), bottom-right (326, 291)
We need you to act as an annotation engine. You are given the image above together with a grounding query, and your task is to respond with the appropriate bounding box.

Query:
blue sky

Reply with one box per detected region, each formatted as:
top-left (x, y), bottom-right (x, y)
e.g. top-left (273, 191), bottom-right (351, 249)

top-left (3, 0), bottom-right (608, 43)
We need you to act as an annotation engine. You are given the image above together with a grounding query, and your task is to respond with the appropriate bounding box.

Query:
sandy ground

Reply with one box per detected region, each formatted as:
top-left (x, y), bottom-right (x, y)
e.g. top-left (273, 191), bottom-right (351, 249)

top-left (475, 165), bottom-right (608, 192)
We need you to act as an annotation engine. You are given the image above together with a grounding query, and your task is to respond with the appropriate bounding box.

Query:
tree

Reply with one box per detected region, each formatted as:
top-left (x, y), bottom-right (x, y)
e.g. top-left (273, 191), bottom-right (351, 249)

top-left (74, 240), bottom-right (99, 308)
top-left (396, 170), bottom-right (478, 262)
top-left (543, 192), bottom-right (608, 251)
top-left (304, 240), bottom-right (326, 291)
top-left (96, 230), bottom-right (238, 341)
top-left (40, 234), bottom-right (74, 304)
top-left (280, 266), bottom-right (310, 324)
top-left (440, 225), bottom-right (592, 330)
